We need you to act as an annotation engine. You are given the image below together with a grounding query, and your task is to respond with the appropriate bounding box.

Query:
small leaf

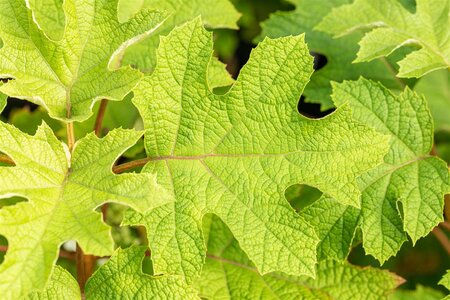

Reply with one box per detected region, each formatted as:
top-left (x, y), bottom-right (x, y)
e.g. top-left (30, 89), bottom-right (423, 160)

top-left (0, 122), bottom-right (169, 299)
top-left (0, 92), bottom-right (6, 113)
top-left (85, 246), bottom-right (199, 299)
top-left (0, 0), bottom-right (168, 122)
top-left (316, 0), bottom-right (450, 78)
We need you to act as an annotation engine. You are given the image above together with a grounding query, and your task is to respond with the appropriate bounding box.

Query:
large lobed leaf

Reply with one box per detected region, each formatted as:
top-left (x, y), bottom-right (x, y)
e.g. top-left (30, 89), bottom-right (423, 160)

top-left (195, 215), bottom-right (403, 300)
top-left (0, 0), bottom-right (167, 122)
top-left (331, 78), bottom-right (449, 262)
top-left (124, 18), bottom-right (390, 283)
top-left (0, 123), bottom-right (169, 299)
top-left (317, 0), bottom-right (450, 78)
top-left (258, 0), bottom-right (410, 110)
top-left (26, 266), bottom-right (80, 300)
top-left (85, 246), bottom-right (199, 299)
top-left (117, 0), bottom-right (240, 71)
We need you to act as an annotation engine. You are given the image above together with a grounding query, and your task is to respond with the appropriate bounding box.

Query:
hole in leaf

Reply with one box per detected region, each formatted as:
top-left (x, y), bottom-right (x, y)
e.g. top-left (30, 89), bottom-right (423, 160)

top-left (285, 184), bottom-right (322, 211)
top-left (0, 235), bottom-right (8, 264)
top-left (0, 196), bottom-right (27, 208)
top-left (1, 98), bottom-right (38, 119)
top-left (311, 52), bottom-right (328, 71)
top-left (297, 95), bottom-right (335, 119)
top-left (399, 0), bottom-right (416, 13)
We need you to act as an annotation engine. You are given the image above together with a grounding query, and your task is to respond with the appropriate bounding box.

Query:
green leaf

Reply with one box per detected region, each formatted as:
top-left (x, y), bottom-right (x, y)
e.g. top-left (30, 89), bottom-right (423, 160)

top-left (0, 92), bottom-right (6, 113)
top-left (195, 215), bottom-right (403, 300)
top-left (389, 285), bottom-right (444, 300)
top-left (26, 266), bottom-right (81, 300)
top-left (317, 0), bottom-right (450, 78)
top-left (302, 195), bottom-right (360, 261)
top-left (27, 0), bottom-right (64, 40)
top-left (440, 270), bottom-right (450, 295)
top-left (124, 18), bottom-right (390, 282)
top-left (0, 0), bottom-right (167, 122)
top-left (414, 69), bottom-right (450, 132)
top-left (332, 78), bottom-right (449, 262)
top-left (258, 0), bottom-right (410, 110)
top-left (85, 246), bottom-right (199, 299)
top-left (0, 123), bottom-right (170, 299)
top-left (117, 0), bottom-right (240, 71)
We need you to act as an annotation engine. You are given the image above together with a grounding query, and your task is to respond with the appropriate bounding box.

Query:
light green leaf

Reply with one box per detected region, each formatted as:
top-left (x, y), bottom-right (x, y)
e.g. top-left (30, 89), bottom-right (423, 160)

top-left (414, 69), bottom-right (450, 132)
top-left (258, 0), bottom-right (410, 110)
top-left (440, 270), bottom-right (450, 298)
top-left (27, 0), bottom-right (64, 40)
top-left (389, 285), bottom-right (444, 300)
top-left (0, 0), bottom-right (167, 122)
top-left (0, 123), bottom-right (169, 299)
top-left (26, 266), bottom-right (81, 300)
top-left (0, 92), bottom-right (6, 113)
top-left (317, 0), bottom-right (450, 78)
top-left (118, 0), bottom-right (240, 71)
top-left (207, 56), bottom-right (235, 90)
top-left (124, 18), bottom-right (390, 282)
top-left (302, 195), bottom-right (360, 261)
top-left (332, 78), bottom-right (449, 262)
top-left (195, 215), bottom-right (403, 300)
top-left (85, 246), bottom-right (199, 299)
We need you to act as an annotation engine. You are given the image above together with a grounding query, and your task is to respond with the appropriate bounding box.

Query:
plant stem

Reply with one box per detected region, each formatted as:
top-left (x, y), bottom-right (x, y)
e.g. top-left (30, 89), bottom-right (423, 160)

top-left (432, 227), bottom-right (450, 256)
top-left (113, 157), bottom-right (151, 174)
top-left (67, 122), bottom-right (75, 152)
top-left (76, 245), bottom-right (96, 292)
top-left (94, 99), bottom-right (108, 137)
top-left (66, 122), bottom-right (96, 291)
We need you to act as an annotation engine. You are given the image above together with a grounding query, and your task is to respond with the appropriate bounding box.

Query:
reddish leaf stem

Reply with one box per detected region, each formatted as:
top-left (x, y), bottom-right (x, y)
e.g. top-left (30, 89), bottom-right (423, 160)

top-left (433, 227), bottom-right (450, 256)
top-left (94, 99), bottom-right (108, 137)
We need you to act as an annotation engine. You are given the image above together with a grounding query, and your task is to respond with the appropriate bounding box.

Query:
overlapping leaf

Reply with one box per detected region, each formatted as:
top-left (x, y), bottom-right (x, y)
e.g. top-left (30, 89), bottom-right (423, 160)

top-left (317, 0), bottom-right (450, 78)
top-left (195, 215), bottom-right (403, 300)
top-left (26, 266), bottom-right (80, 300)
top-left (414, 70), bottom-right (450, 132)
top-left (85, 246), bottom-right (199, 299)
top-left (117, 0), bottom-right (241, 71)
top-left (0, 92), bottom-right (6, 113)
top-left (332, 78), bottom-right (449, 262)
top-left (124, 18), bottom-right (390, 283)
top-left (0, 0), bottom-right (167, 122)
top-left (302, 195), bottom-right (360, 261)
top-left (258, 0), bottom-right (410, 110)
top-left (0, 123), bottom-right (169, 299)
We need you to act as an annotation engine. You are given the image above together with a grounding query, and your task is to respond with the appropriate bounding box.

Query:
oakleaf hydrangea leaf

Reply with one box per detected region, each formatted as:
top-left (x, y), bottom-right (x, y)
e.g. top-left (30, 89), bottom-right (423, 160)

top-left (195, 215), bottom-right (403, 300)
top-left (0, 92), bottom-right (6, 113)
top-left (389, 285), bottom-right (445, 300)
top-left (0, 122), bottom-right (170, 299)
top-left (414, 69), bottom-right (450, 132)
top-left (27, 0), bottom-right (65, 41)
top-left (0, 0), bottom-right (167, 122)
top-left (125, 18), bottom-right (390, 282)
top-left (317, 0), bottom-right (450, 78)
top-left (26, 266), bottom-right (81, 300)
top-left (332, 78), bottom-right (449, 262)
top-left (258, 0), bottom-right (409, 110)
top-left (440, 270), bottom-right (450, 297)
top-left (85, 246), bottom-right (199, 299)
top-left (117, 0), bottom-right (240, 71)
top-left (302, 195), bottom-right (360, 261)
